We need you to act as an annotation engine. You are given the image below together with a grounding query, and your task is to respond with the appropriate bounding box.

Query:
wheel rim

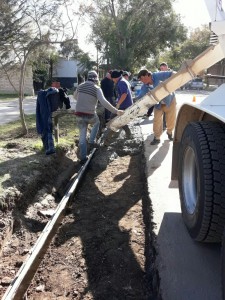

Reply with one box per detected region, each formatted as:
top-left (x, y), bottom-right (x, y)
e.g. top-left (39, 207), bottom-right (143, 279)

top-left (182, 146), bottom-right (198, 214)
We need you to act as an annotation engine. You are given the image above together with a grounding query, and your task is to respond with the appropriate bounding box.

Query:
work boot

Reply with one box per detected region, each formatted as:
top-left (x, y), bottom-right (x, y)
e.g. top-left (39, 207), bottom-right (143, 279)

top-left (167, 133), bottom-right (173, 141)
top-left (79, 157), bottom-right (88, 165)
top-left (88, 142), bottom-right (99, 152)
top-left (150, 137), bottom-right (160, 145)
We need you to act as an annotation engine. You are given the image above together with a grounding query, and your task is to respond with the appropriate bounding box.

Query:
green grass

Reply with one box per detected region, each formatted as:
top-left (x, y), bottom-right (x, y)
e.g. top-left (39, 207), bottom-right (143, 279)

top-left (0, 94), bottom-right (35, 101)
top-left (0, 113), bottom-right (79, 149)
top-left (0, 93), bottom-right (20, 100)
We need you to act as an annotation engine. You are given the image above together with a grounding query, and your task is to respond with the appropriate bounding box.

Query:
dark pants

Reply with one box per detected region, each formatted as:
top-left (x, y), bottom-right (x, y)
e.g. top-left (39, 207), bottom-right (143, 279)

top-left (163, 112), bottom-right (167, 129)
top-left (41, 116), bottom-right (55, 155)
top-left (147, 106), bottom-right (154, 116)
top-left (105, 97), bottom-right (115, 121)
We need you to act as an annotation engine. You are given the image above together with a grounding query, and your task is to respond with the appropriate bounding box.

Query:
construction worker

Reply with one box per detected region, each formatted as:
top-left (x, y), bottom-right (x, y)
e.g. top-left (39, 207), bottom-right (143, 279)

top-left (138, 68), bottom-right (176, 145)
top-left (74, 70), bottom-right (124, 164)
top-left (135, 73), bottom-right (154, 117)
top-left (110, 69), bottom-right (133, 137)
top-left (100, 70), bottom-right (115, 122)
top-left (159, 62), bottom-right (170, 130)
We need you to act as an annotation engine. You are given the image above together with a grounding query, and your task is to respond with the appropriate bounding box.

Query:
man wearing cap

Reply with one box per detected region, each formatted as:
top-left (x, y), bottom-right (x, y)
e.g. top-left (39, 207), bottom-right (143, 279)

top-left (122, 71), bottom-right (132, 89)
top-left (122, 71), bottom-right (129, 81)
top-left (137, 68), bottom-right (176, 145)
top-left (74, 70), bottom-right (124, 164)
top-left (100, 70), bottom-right (115, 122)
top-left (111, 70), bottom-right (133, 110)
top-left (159, 62), bottom-right (170, 71)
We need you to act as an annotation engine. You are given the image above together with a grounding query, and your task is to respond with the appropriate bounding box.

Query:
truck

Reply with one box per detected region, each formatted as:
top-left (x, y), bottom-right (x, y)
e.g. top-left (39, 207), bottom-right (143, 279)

top-left (107, 0), bottom-right (225, 298)
top-left (171, 2), bottom-right (225, 299)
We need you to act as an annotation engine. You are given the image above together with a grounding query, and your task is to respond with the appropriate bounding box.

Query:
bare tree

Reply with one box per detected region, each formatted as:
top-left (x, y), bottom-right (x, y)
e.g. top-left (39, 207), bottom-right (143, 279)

top-left (0, 0), bottom-right (82, 134)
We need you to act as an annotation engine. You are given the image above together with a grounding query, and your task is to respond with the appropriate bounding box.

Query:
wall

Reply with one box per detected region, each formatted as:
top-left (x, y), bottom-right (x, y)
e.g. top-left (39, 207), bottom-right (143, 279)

top-left (0, 66), bottom-right (34, 95)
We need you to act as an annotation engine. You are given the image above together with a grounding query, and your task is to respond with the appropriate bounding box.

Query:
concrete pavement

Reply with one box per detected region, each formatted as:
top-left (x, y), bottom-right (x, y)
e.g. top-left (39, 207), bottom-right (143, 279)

top-left (0, 96), bottom-right (76, 125)
top-left (0, 97), bottom-right (36, 125)
top-left (140, 92), bottom-right (222, 300)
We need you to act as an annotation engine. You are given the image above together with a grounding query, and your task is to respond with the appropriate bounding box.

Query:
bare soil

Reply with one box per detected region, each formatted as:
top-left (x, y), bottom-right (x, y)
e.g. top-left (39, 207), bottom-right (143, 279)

top-left (0, 122), bottom-right (160, 300)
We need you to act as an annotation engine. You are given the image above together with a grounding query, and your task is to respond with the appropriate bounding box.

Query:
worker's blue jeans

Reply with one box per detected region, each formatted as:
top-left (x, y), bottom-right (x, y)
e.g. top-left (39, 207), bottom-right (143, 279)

top-left (41, 116), bottom-right (56, 155)
top-left (76, 113), bottom-right (100, 160)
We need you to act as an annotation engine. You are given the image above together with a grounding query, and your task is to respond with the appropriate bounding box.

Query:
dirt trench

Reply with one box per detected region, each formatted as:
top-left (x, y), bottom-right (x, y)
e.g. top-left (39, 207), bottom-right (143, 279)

top-left (0, 122), bottom-right (160, 300)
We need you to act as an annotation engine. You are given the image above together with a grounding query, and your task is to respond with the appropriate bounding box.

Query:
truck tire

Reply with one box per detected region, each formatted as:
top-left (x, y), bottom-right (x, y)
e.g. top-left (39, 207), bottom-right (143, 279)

top-left (222, 231), bottom-right (225, 300)
top-left (178, 121), bottom-right (225, 242)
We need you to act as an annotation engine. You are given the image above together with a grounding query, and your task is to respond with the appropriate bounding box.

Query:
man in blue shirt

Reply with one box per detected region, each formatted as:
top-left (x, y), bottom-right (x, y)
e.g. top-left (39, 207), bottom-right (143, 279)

top-left (111, 70), bottom-right (133, 110)
top-left (137, 69), bottom-right (176, 145)
top-left (110, 69), bottom-right (133, 137)
top-left (159, 62), bottom-right (171, 130)
top-left (136, 76), bottom-right (154, 117)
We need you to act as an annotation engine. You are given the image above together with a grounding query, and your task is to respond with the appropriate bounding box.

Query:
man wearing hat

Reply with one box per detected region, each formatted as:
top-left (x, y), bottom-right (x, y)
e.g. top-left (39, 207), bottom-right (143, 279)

top-left (159, 62), bottom-right (170, 71)
top-left (110, 70), bottom-right (133, 110)
top-left (122, 71), bottom-right (129, 81)
top-left (74, 70), bottom-right (124, 164)
top-left (138, 68), bottom-right (176, 145)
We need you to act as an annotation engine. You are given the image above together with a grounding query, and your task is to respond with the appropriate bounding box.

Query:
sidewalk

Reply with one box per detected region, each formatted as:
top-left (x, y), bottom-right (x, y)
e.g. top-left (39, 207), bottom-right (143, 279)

top-left (140, 116), bottom-right (221, 300)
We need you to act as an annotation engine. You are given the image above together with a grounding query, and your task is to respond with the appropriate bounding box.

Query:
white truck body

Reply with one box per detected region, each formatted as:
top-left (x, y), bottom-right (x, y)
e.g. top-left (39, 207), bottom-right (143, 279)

top-left (167, 2), bottom-right (225, 299)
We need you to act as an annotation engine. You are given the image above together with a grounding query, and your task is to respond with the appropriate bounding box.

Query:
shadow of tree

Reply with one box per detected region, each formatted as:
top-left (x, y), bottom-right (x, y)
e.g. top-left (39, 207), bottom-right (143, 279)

top-left (56, 151), bottom-right (156, 299)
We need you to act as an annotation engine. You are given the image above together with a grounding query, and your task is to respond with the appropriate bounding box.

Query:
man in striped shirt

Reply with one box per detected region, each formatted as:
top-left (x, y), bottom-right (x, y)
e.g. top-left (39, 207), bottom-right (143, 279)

top-left (74, 70), bottom-right (124, 164)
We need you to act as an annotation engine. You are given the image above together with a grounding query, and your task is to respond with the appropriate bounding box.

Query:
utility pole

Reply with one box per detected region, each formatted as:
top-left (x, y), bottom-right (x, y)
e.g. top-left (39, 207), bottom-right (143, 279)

top-left (96, 40), bottom-right (101, 76)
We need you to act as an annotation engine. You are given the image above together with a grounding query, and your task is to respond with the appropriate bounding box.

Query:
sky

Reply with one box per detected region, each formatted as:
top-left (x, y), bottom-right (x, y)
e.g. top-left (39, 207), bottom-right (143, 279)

top-left (173, 0), bottom-right (211, 29)
top-left (77, 0), bottom-right (212, 59)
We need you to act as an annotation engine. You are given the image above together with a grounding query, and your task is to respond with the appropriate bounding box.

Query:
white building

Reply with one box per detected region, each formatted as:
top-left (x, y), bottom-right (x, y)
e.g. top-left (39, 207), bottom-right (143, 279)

top-left (53, 58), bottom-right (81, 89)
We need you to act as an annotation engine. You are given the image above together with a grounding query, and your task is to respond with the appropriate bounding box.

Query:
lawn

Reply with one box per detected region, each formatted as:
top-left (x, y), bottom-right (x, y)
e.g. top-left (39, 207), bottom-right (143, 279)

top-left (0, 114), bottom-right (79, 149)
top-left (0, 94), bottom-right (19, 101)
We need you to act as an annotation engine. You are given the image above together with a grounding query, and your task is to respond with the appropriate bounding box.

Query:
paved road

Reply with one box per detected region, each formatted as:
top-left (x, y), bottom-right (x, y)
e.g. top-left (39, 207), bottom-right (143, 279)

top-left (140, 90), bottom-right (222, 300)
top-left (0, 96), bottom-right (76, 125)
top-left (0, 97), bottom-right (36, 125)
top-left (0, 91), bottom-right (208, 126)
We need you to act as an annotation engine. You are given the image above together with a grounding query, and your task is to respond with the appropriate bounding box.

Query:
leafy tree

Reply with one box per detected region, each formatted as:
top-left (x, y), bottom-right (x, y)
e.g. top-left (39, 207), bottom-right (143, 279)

top-left (59, 40), bottom-right (79, 59)
top-left (32, 47), bottom-right (59, 90)
top-left (0, 0), bottom-right (82, 135)
top-left (81, 0), bottom-right (187, 72)
top-left (59, 39), bottom-right (96, 72)
top-left (159, 25), bottom-right (211, 71)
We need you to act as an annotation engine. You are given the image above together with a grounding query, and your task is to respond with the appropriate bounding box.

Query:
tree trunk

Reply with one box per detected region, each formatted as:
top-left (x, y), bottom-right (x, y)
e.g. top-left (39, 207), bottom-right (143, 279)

top-left (19, 54), bottom-right (29, 135)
